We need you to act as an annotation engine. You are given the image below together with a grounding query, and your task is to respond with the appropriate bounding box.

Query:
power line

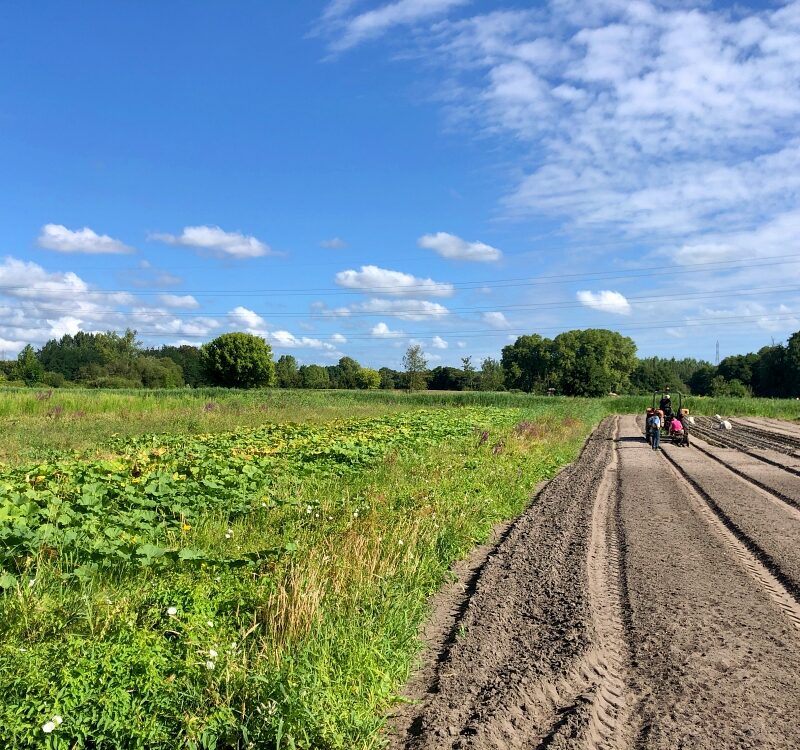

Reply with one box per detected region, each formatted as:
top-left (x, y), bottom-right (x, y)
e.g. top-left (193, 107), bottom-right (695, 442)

top-left (4, 282), bottom-right (800, 319)
top-left (3, 253), bottom-right (799, 297)
top-left (7, 310), bottom-right (796, 342)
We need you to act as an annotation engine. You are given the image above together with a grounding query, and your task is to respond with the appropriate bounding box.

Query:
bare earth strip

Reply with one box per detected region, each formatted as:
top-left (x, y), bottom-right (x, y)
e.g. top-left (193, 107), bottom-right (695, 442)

top-left (660, 437), bottom-right (800, 594)
top-left (616, 415), bottom-right (800, 749)
top-left (389, 415), bottom-right (800, 749)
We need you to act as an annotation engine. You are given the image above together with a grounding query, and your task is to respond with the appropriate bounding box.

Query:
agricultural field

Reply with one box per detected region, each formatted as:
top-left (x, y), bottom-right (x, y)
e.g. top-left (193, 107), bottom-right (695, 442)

top-left (2, 389), bottom-right (799, 749)
top-left (0, 390), bottom-right (610, 749)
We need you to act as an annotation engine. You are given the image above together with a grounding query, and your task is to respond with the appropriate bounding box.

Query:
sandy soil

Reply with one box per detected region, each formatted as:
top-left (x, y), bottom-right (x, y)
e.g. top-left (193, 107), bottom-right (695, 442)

top-left (388, 415), bottom-right (800, 749)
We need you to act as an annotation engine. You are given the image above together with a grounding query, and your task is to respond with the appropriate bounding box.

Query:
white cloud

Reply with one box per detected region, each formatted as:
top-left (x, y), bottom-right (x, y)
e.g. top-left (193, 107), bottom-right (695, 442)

top-left (151, 226), bottom-right (272, 259)
top-left (0, 336), bottom-right (25, 357)
top-left (228, 306), bottom-right (268, 333)
top-left (335, 264), bottom-right (453, 297)
top-left (38, 224), bottom-right (133, 255)
top-left (323, 0), bottom-right (470, 51)
top-left (392, 3), bottom-right (800, 282)
top-left (267, 330), bottom-right (336, 350)
top-left (352, 298), bottom-right (450, 321)
top-left (331, 332), bottom-right (348, 343)
top-left (46, 316), bottom-right (82, 338)
top-left (321, 237), bottom-right (348, 249)
top-left (418, 232), bottom-right (502, 262)
top-left (159, 294), bottom-right (200, 310)
top-left (431, 335), bottom-right (448, 349)
top-left (482, 311), bottom-right (510, 328)
top-left (576, 290), bottom-right (632, 315)
top-left (371, 321), bottom-right (405, 338)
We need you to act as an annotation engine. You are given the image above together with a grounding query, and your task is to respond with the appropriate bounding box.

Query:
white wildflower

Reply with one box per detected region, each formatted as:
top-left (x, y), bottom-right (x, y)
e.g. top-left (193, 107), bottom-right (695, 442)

top-left (305, 505), bottom-right (312, 514)
top-left (209, 648), bottom-right (218, 658)
top-left (28, 578), bottom-right (35, 589)
top-left (167, 606), bottom-right (178, 616)
top-left (398, 539), bottom-right (404, 546)
top-left (205, 660), bottom-right (216, 670)
top-left (42, 722), bottom-right (56, 734)
top-left (207, 620), bottom-right (214, 627)
top-left (53, 716), bottom-right (63, 726)
top-left (225, 528), bottom-right (233, 539)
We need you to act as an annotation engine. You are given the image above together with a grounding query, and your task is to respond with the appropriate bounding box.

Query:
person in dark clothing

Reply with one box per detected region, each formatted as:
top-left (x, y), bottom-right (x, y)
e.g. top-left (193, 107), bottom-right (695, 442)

top-left (660, 394), bottom-right (673, 422)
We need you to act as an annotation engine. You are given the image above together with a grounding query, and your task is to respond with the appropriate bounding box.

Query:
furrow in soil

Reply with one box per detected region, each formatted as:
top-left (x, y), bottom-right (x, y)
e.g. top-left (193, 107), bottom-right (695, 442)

top-left (617, 415), bottom-right (800, 749)
top-left (390, 418), bottom-right (618, 750)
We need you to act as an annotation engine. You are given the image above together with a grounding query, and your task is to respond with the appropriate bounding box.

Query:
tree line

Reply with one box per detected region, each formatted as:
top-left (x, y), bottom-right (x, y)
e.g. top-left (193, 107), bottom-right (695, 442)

top-left (1, 327), bottom-right (798, 398)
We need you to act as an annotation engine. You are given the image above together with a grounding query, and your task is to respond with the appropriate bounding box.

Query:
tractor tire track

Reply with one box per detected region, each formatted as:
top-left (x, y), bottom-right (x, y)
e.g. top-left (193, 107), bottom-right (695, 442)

top-left (659, 447), bottom-right (800, 630)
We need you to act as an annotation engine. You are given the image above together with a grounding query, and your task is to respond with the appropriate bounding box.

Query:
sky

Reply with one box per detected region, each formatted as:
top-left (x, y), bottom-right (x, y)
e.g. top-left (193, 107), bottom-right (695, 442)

top-left (2, 0), bottom-right (800, 369)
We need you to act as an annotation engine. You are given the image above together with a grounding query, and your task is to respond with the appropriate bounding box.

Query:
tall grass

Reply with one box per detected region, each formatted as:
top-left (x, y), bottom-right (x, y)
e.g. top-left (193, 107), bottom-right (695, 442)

top-left (1, 387), bottom-right (797, 464)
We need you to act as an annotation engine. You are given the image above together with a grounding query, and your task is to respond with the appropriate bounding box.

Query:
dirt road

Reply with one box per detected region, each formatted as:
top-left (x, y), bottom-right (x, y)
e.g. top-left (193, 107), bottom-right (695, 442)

top-left (389, 415), bottom-right (800, 749)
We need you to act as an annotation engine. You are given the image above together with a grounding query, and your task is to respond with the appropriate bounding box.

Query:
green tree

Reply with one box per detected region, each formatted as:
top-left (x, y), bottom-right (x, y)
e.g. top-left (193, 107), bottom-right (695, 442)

top-left (786, 331), bottom-right (800, 397)
top-left (14, 345), bottom-right (44, 385)
top-left (299, 364), bottom-right (330, 389)
top-left (552, 329), bottom-right (637, 396)
top-left (356, 367), bottom-right (381, 390)
top-left (461, 356), bottom-right (476, 391)
top-left (501, 334), bottom-right (552, 392)
top-left (428, 366), bottom-right (463, 391)
top-left (201, 333), bottom-right (275, 388)
top-left (688, 364), bottom-right (716, 396)
top-left (275, 355), bottom-right (301, 388)
top-left (149, 345), bottom-right (207, 387)
top-left (329, 356), bottom-right (362, 389)
top-left (718, 353), bottom-right (758, 388)
top-left (402, 344), bottom-right (428, 392)
top-left (479, 357), bottom-right (505, 390)
top-left (135, 356), bottom-right (184, 388)
top-left (378, 367), bottom-right (400, 389)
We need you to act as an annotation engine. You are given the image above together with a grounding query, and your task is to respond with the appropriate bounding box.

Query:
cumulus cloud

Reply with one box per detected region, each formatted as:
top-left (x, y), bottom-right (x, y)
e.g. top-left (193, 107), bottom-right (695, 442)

top-left (160, 294), bottom-right (200, 310)
top-left (331, 332), bottom-right (348, 343)
top-left (418, 232), bottom-right (502, 262)
top-left (321, 0), bottom-right (470, 52)
top-left (0, 256), bottom-right (225, 349)
top-left (431, 335), bottom-right (448, 349)
top-left (38, 224), bottom-right (134, 254)
top-left (335, 264), bottom-right (454, 297)
top-left (268, 330), bottom-right (336, 350)
top-left (321, 237), bottom-right (348, 249)
top-left (371, 321), bottom-right (405, 338)
top-left (482, 311), bottom-right (510, 328)
top-left (46, 316), bottom-right (82, 338)
top-left (151, 226), bottom-right (272, 259)
top-left (352, 298), bottom-right (450, 321)
top-left (228, 306), bottom-right (268, 333)
top-left (576, 290), bottom-right (631, 315)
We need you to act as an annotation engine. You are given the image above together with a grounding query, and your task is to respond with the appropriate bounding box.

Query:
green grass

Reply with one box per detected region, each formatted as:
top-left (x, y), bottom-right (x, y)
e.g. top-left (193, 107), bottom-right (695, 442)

top-left (0, 399), bottom-right (604, 749)
top-left (2, 387), bottom-right (797, 465)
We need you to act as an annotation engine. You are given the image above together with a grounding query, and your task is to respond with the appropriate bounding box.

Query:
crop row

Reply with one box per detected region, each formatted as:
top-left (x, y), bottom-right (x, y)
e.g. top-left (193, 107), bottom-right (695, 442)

top-left (0, 408), bottom-right (520, 578)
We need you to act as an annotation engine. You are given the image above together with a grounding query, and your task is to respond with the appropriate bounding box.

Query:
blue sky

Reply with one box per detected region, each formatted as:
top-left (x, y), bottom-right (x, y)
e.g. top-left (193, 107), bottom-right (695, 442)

top-left (2, 0), bottom-right (799, 368)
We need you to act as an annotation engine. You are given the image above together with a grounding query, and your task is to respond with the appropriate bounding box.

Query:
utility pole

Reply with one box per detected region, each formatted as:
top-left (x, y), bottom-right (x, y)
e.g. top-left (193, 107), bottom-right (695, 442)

top-left (715, 340), bottom-right (719, 365)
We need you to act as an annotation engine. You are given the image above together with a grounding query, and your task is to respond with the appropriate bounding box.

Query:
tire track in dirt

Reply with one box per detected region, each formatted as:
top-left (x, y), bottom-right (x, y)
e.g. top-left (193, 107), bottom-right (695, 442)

top-left (579, 416), bottom-right (635, 750)
top-left (659, 448), bottom-right (800, 631)
top-left (689, 439), bottom-right (800, 511)
top-left (389, 417), bottom-right (636, 750)
top-left (618, 416), bottom-right (800, 748)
